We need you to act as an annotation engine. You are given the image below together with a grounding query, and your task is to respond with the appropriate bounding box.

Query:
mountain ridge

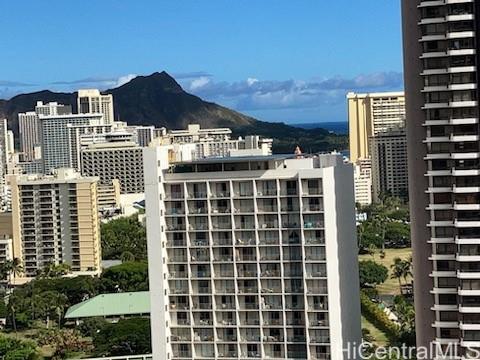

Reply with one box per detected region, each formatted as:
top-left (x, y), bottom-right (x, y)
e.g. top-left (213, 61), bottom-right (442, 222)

top-left (0, 71), bottom-right (347, 153)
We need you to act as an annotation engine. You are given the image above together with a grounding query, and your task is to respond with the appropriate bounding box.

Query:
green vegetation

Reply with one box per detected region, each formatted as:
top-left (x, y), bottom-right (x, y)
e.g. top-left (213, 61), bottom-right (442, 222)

top-left (360, 291), bottom-right (399, 340)
top-left (101, 214), bottom-right (147, 260)
top-left (100, 261), bottom-right (149, 292)
top-left (358, 196), bottom-right (410, 253)
top-left (359, 261), bottom-right (389, 288)
top-left (1, 260), bottom-right (150, 358)
top-left (359, 248), bottom-right (412, 296)
top-left (0, 334), bottom-right (38, 360)
top-left (93, 318), bottom-right (151, 356)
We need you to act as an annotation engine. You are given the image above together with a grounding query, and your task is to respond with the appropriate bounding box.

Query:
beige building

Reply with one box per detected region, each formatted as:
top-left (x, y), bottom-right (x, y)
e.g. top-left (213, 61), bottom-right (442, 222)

top-left (11, 168), bottom-right (101, 280)
top-left (353, 159), bottom-right (372, 206)
top-left (77, 89), bottom-right (114, 124)
top-left (97, 179), bottom-right (121, 211)
top-left (347, 92), bottom-right (405, 162)
top-left (0, 213), bottom-right (13, 264)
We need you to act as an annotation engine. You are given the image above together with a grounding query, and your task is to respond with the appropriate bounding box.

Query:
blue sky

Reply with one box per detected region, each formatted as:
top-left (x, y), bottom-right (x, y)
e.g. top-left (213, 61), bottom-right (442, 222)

top-left (0, 0), bottom-right (404, 124)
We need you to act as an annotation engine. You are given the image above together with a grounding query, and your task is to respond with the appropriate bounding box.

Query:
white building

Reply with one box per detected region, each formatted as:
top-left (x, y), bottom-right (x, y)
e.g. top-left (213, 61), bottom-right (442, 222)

top-left (353, 159), bottom-right (372, 206)
top-left (18, 112), bottom-right (40, 162)
top-left (35, 101), bottom-right (72, 117)
top-left (144, 149), bottom-right (361, 360)
top-left (134, 125), bottom-right (155, 147)
top-left (77, 89), bottom-right (114, 124)
top-left (0, 119), bottom-right (8, 204)
top-left (159, 124), bottom-right (273, 159)
top-left (39, 113), bottom-right (104, 173)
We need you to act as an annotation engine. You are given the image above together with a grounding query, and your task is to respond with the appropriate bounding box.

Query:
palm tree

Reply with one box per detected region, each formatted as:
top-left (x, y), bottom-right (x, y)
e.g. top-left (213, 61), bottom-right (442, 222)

top-left (391, 257), bottom-right (405, 294)
top-left (402, 256), bottom-right (413, 285)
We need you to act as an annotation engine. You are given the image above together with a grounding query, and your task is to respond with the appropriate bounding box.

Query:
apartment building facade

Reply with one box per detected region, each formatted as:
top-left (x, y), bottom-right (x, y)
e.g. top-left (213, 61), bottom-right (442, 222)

top-left (80, 141), bottom-right (144, 194)
top-left (39, 113), bottom-right (104, 173)
top-left (10, 169), bottom-right (101, 280)
top-left (77, 89), bottom-right (114, 124)
top-left (144, 148), bottom-right (361, 360)
top-left (347, 92), bottom-right (406, 163)
top-left (402, 0), bottom-right (480, 355)
top-left (369, 131), bottom-right (408, 202)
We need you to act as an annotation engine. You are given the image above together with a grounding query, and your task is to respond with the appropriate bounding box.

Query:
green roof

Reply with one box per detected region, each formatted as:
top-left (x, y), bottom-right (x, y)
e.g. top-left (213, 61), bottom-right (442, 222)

top-left (65, 291), bottom-right (150, 319)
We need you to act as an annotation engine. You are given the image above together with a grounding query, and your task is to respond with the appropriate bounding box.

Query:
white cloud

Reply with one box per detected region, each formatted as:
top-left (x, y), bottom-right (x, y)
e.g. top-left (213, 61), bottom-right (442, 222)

top-left (115, 74), bottom-right (137, 87)
top-left (189, 76), bottom-right (211, 91)
top-left (183, 71), bottom-right (404, 111)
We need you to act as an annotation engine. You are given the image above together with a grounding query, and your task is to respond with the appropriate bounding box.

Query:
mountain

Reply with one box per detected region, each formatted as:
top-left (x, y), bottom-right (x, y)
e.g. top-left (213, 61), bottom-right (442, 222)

top-left (0, 71), bottom-right (347, 154)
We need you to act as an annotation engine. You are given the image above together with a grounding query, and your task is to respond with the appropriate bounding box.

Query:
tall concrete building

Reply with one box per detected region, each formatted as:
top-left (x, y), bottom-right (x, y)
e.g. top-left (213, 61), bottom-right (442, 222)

top-left (80, 140), bottom-right (144, 194)
top-left (347, 92), bottom-right (406, 163)
top-left (402, 0), bottom-right (480, 355)
top-left (77, 89), bottom-right (114, 124)
top-left (369, 130), bottom-right (408, 202)
top-left (18, 112), bottom-right (40, 162)
top-left (144, 149), bottom-right (361, 360)
top-left (11, 169), bottom-right (101, 280)
top-left (353, 159), bottom-right (372, 206)
top-left (18, 102), bottom-right (72, 162)
top-left (38, 113), bottom-right (103, 173)
top-left (135, 125), bottom-right (155, 147)
top-left (35, 101), bottom-right (72, 117)
top-left (0, 119), bottom-right (8, 201)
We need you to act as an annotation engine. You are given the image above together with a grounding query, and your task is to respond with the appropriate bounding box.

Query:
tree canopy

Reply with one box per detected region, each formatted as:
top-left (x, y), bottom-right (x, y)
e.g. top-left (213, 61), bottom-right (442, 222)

top-left (101, 215), bottom-right (147, 260)
top-left (359, 260), bottom-right (389, 288)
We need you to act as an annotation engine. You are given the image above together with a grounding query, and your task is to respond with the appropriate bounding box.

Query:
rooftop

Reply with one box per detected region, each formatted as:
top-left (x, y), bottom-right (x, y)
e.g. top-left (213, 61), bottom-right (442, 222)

top-left (65, 291), bottom-right (150, 319)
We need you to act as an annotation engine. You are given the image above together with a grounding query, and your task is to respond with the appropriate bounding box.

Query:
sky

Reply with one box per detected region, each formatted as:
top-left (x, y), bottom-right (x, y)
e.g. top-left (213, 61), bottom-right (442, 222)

top-left (0, 0), bottom-right (404, 124)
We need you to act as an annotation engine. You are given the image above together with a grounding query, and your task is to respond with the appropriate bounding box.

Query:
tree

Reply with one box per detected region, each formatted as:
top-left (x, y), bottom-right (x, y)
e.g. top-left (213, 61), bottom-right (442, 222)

top-left (101, 215), bottom-right (147, 260)
top-left (121, 251), bottom-right (136, 263)
top-left (78, 317), bottom-right (108, 338)
top-left (359, 260), bottom-right (389, 288)
top-left (37, 328), bottom-right (91, 359)
top-left (37, 263), bottom-right (72, 279)
top-left (93, 318), bottom-right (151, 356)
top-left (100, 261), bottom-right (149, 292)
top-left (385, 222), bottom-right (410, 248)
top-left (390, 257), bottom-right (412, 294)
top-left (0, 334), bottom-right (38, 360)
top-left (0, 258), bottom-right (23, 285)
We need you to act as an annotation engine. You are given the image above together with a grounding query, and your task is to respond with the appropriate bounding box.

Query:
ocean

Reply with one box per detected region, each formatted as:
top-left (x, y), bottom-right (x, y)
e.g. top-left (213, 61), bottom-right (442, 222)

top-left (292, 121), bottom-right (348, 135)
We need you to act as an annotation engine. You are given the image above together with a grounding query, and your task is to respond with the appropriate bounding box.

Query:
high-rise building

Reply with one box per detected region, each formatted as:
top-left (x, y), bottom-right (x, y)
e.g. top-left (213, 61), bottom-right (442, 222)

top-left (144, 149), bottom-right (361, 360)
top-left (0, 119), bottom-right (8, 200)
top-left (0, 213), bottom-right (13, 265)
top-left (18, 112), bottom-right (40, 162)
top-left (353, 159), bottom-right (372, 206)
top-left (38, 113), bottom-right (103, 173)
top-left (18, 102), bottom-right (72, 162)
top-left (10, 168), bottom-right (101, 281)
top-left (135, 125), bottom-right (155, 147)
top-left (80, 140), bottom-right (144, 194)
top-left (347, 92), bottom-right (406, 163)
top-left (402, 0), bottom-right (480, 354)
top-left (369, 130), bottom-right (408, 202)
top-left (66, 123), bottom-right (113, 171)
top-left (77, 89), bottom-right (114, 124)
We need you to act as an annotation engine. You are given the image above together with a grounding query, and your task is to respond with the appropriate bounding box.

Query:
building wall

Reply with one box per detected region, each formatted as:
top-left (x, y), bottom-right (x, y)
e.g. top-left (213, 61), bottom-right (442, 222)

top-left (18, 112), bottom-right (40, 162)
top-left (11, 170), bottom-right (101, 280)
top-left (402, 0), bottom-right (441, 348)
top-left (369, 132), bottom-right (408, 202)
top-left (144, 149), bottom-right (360, 360)
top-left (347, 92), bottom-right (405, 163)
top-left (81, 144), bottom-right (144, 194)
